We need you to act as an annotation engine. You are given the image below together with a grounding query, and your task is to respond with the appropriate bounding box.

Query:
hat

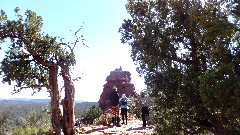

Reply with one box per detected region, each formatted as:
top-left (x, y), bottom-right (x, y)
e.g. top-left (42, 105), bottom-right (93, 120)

top-left (112, 86), bottom-right (117, 90)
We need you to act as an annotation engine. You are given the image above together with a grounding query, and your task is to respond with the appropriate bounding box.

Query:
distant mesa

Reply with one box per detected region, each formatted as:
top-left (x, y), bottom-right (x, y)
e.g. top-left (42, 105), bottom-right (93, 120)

top-left (98, 67), bottom-right (137, 111)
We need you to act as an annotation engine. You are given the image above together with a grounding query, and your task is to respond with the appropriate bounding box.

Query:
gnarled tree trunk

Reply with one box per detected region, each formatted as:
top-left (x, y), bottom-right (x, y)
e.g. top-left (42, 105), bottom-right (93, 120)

top-left (61, 65), bottom-right (75, 135)
top-left (49, 65), bottom-right (62, 134)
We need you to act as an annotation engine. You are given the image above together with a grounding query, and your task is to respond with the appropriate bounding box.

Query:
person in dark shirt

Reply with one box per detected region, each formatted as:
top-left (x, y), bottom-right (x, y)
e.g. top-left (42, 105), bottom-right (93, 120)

top-left (138, 91), bottom-right (150, 127)
top-left (109, 86), bottom-right (121, 127)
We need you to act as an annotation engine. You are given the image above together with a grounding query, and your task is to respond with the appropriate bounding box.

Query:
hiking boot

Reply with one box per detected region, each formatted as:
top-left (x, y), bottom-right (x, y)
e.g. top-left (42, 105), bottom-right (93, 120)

top-left (116, 117), bottom-right (121, 127)
top-left (112, 117), bottom-right (116, 126)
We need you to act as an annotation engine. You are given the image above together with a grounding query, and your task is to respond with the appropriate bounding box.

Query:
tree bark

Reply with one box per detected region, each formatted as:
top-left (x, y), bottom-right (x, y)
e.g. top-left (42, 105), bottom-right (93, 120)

top-left (61, 65), bottom-right (75, 135)
top-left (199, 107), bottom-right (226, 135)
top-left (210, 115), bottom-right (226, 135)
top-left (49, 65), bottom-right (62, 134)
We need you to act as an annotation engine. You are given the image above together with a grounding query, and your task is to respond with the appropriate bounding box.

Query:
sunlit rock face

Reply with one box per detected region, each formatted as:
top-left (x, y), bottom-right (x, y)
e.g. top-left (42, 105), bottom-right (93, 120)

top-left (98, 67), bottom-right (137, 111)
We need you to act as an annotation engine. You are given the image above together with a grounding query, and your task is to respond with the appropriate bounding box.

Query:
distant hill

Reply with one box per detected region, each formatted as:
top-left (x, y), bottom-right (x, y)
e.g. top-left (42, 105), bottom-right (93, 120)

top-left (9, 98), bottom-right (50, 104)
top-left (0, 98), bottom-right (98, 117)
top-left (0, 98), bottom-right (85, 104)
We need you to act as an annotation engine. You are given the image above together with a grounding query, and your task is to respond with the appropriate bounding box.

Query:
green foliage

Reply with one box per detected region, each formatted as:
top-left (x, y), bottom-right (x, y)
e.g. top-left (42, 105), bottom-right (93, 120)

top-left (0, 112), bottom-right (9, 135)
top-left (7, 106), bottom-right (51, 135)
top-left (74, 102), bottom-right (98, 118)
top-left (0, 100), bottom-right (49, 134)
top-left (0, 101), bottom-right (52, 135)
top-left (0, 7), bottom-right (85, 134)
top-left (120, 0), bottom-right (240, 134)
top-left (0, 7), bottom-right (78, 94)
top-left (0, 100), bottom-right (96, 134)
top-left (0, 100), bottom-right (97, 134)
top-left (127, 95), bottom-right (141, 118)
top-left (12, 110), bottom-right (52, 135)
top-left (80, 106), bottom-right (103, 125)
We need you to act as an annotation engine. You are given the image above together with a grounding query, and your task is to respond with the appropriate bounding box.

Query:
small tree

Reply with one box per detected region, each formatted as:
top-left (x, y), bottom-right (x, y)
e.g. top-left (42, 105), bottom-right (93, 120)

top-left (81, 106), bottom-right (103, 125)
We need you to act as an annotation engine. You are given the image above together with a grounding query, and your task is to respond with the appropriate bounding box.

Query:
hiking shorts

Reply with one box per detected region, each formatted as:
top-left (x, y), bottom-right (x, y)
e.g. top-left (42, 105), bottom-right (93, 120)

top-left (111, 106), bottom-right (119, 117)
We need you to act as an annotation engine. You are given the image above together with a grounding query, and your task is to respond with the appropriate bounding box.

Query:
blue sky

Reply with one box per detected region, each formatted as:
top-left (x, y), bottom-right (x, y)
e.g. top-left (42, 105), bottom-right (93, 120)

top-left (0, 0), bottom-right (146, 102)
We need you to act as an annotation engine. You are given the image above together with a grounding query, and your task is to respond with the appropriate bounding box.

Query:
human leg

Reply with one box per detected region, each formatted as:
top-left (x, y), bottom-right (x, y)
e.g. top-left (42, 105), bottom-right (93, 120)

top-left (111, 106), bottom-right (115, 126)
top-left (121, 108), bottom-right (127, 124)
top-left (121, 108), bottom-right (125, 124)
top-left (125, 109), bottom-right (128, 125)
top-left (141, 107), bottom-right (148, 127)
top-left (111, 106), bottom-right (118, 126)
top-left (115, 106), bottom-right (121, 127)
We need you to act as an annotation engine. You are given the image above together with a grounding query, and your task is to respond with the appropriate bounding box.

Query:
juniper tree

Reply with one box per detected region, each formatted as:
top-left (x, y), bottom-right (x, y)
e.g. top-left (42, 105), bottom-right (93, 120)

top-left (119, 0), bottom-right (240, 134)
top-left (0, 8), bottom-right (84, 134)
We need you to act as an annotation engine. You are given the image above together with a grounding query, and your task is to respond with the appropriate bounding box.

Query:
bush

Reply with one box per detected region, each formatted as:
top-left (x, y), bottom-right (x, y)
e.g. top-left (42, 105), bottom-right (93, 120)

top-left (93, 113), bottom-right (112, 126)
top-left (80, 106), bottom-right (103, 125)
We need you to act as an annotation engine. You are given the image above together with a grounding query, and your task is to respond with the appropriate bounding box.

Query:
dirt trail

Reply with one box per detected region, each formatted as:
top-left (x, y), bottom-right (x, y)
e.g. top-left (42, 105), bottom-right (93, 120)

top-left (76, 119), bottom-right (155, 135)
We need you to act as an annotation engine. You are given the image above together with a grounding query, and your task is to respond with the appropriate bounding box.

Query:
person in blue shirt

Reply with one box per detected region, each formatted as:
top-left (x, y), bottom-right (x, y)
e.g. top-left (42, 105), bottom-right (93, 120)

top-left (119, 94), bottom-right (130, 125)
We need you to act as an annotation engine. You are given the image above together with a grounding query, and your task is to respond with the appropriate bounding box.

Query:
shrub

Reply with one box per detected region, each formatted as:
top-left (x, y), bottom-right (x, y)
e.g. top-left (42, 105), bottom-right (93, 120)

top-left (80, 106), bottom-right (103, 125)
top-left (93, 113), bottom-right (112, 126)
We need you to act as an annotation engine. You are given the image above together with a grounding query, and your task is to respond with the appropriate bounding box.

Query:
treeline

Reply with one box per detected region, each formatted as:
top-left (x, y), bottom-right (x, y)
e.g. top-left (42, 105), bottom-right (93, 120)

top-left (0, 99), bottom-right (98, 134)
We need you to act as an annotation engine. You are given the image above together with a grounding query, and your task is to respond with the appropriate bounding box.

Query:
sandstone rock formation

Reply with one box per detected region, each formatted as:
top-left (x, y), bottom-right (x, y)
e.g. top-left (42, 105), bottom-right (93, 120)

top-left (98, 67), bottom-right (137, 111)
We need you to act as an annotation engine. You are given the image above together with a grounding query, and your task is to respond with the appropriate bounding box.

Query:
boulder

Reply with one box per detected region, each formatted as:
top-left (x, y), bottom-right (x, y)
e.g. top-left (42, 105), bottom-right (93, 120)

top-left (98, 67), bottom-right (137, 111)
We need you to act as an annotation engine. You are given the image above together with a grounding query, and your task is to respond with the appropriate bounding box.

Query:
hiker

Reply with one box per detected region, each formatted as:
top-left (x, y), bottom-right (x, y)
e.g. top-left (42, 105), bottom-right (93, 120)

top-left (119, 94), bottom-right (130, 125)
top-left (109, 86), bottom-right (121, 127)
top-left (74, 120), bottom-right (80, 127)
top-left (138, 91), bottom-right (150, 127)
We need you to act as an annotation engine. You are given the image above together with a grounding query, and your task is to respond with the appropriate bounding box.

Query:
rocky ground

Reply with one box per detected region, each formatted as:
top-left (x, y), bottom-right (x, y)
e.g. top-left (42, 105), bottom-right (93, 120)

top-left (76, 118), bottom-right (155, 135)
